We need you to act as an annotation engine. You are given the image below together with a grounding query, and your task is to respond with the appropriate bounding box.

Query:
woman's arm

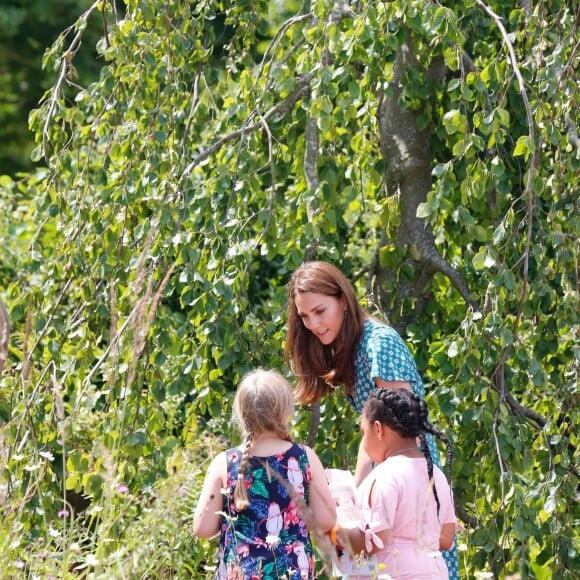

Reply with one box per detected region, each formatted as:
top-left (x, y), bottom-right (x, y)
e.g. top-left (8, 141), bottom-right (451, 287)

top-left (193, 452), bottom-right (226, 538)
top-left (304, 446), bottom-right (337, 533)
top-left (374, 378), bottom-right (411, 390)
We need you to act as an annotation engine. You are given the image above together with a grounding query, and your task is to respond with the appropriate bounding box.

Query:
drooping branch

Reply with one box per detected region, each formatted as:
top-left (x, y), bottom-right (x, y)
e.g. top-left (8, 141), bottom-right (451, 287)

top-left (454, 498), bottom-right (480, 529)
top-left (182, 75), bottom-right (313, 177)
top-left (476, 0), bottom-right (537, 341)
top-left (41, 0), bottom-right (103, 164)
top-left (0, 297), bottom-right (9, 377)
top-left (126, 261), bottom-right (177, 391)
top-left (491, 360), bottom-right (546, 430)
top-left (257, 13), bottom-right (313, 96)
top-left (565, 115), bottom-right (580, 150)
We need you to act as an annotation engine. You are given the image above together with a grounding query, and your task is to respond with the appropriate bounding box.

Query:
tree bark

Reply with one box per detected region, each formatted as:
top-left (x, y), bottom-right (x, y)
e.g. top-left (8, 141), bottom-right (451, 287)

top-left (375, 38), bottom-right (478, 333)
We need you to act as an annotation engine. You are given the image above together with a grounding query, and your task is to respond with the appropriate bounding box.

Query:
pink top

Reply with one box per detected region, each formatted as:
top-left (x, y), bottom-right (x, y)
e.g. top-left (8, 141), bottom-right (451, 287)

top-left (356, 455), bottom-right (457, 579)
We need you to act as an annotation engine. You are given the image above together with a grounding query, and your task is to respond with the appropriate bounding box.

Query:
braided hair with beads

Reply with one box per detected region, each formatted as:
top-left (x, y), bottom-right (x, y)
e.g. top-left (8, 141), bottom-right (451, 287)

top-left (364, 387), bottom-right (453, 516)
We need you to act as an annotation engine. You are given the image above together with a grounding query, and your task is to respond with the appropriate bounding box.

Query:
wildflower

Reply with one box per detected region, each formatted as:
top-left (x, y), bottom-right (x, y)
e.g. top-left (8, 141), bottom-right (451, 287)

top-left (48, 527), bottom-right (61, 538)
top-left (86, 554), bottom-right (99, 567)
top-left (117, 484), bottom-right (129, 494)
top-left (58, 509), bottom-right (70, 518)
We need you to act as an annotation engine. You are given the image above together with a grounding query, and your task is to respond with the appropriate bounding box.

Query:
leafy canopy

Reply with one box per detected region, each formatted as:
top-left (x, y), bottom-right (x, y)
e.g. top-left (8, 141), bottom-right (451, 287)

top-left (0, 0), bottom-right (578, 577)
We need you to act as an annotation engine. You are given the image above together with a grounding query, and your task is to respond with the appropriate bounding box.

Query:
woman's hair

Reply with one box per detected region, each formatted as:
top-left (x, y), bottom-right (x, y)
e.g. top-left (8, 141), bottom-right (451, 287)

top-left (233, 369), bottom-right (294, 509)
top-left (285, 261), bottom-right (366, 404)
top-left (363, 388), bottom-right (453, 516)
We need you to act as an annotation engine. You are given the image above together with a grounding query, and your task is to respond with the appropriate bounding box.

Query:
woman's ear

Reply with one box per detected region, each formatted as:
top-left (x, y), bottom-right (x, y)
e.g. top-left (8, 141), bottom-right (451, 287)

top-left (373, 420), bottom-right (384, 440)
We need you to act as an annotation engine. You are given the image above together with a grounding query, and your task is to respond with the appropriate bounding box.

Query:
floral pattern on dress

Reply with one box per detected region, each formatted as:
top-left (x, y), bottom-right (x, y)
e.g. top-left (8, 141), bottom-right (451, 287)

top-left (216, 443), bottom-right (314, 580)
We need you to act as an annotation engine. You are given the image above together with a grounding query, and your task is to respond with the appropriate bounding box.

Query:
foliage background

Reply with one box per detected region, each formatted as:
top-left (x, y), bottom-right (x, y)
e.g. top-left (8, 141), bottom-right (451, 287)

top-left (0, 0), bottom-right (578, 577)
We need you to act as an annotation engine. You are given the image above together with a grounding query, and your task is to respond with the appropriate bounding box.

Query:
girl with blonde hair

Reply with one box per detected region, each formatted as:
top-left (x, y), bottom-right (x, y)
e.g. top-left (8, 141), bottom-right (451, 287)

top-left (194, 369), bottom-right (336, 579)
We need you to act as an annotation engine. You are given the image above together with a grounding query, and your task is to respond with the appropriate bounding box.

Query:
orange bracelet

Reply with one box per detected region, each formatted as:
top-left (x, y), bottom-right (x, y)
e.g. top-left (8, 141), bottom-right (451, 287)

top-left (329, 524), bottom-right (340, 546)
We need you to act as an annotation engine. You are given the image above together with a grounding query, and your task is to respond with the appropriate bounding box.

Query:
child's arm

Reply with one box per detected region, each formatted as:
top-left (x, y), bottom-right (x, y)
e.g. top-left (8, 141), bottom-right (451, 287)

top-left (193, 452), bottom-right (226, 538)
top-left (333, 478), bottom-right (390, 556)
top-left (304, 446), bottom-right (337, 533)
top-left (335, 524), bottom-right (390, 556)
top-left (439, 522), bottom-right (456, 550)
top-left (435, 468), bottom-right (460, 551)
top-left (353, 441), bottom-right (373, 487)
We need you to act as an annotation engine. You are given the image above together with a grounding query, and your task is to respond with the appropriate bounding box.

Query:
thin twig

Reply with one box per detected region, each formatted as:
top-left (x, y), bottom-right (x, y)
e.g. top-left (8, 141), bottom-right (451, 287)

top-left (182, 75), bottom-right (313, 177)
top-left (41, 1), bottom-right (102, 163)
top-left (476, 1), bottom-right (537, 340)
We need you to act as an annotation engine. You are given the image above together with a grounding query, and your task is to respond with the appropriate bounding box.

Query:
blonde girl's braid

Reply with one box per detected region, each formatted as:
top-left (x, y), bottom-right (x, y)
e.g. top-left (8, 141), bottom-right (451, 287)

top-left (273, 420), bottom-right (291, 442)
top-left (233, 432), bottom-right (253, 510)
top-left (231, 369), bottom-right (295, 510)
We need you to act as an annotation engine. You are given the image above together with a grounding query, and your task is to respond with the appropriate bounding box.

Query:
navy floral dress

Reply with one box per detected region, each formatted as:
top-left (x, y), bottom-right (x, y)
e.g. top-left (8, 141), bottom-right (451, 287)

top-left (216, 443), bottom-right (314, 580)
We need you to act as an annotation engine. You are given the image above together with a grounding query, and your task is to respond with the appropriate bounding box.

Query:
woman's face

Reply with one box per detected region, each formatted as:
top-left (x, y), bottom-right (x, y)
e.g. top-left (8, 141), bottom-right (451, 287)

top-left (293, 291), bottom-right (346, 346)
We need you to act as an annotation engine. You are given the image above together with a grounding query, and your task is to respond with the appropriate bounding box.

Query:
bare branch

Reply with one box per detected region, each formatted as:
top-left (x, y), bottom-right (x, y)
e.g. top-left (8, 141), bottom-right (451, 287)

top-left (304, 111), bottom-right (319, 262)
top-left (251, 112), bottom-right (278, 250)
top-left (306, 403), bottom-right (320, 448)
top-left (180, 63), bottom-right (204, 157)
top-left (304, 115), bottom-right (320, 195)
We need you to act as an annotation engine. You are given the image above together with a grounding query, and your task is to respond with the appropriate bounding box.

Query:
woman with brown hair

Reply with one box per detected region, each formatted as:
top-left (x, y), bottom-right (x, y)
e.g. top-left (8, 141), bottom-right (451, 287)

top-left (285, 261), bottom-right (460, 579)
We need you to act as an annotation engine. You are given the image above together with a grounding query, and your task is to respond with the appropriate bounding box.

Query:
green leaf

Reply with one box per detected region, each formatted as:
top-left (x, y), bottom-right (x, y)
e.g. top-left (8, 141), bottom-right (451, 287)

top-left (416, 202), bottom-right (433, 218)
top-left (473, 250), bottom-right (496, 270)
top-left (513, 135), bottom-right (534, 158)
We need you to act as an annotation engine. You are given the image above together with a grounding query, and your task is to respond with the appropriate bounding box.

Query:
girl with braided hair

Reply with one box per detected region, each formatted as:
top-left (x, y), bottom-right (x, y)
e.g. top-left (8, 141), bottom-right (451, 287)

top-left (193, 369), bottom-right (336, 579)
top-left (330, 388), bottom-right (459, 579)
top-left (285, 260), bottom-right (460, 577)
